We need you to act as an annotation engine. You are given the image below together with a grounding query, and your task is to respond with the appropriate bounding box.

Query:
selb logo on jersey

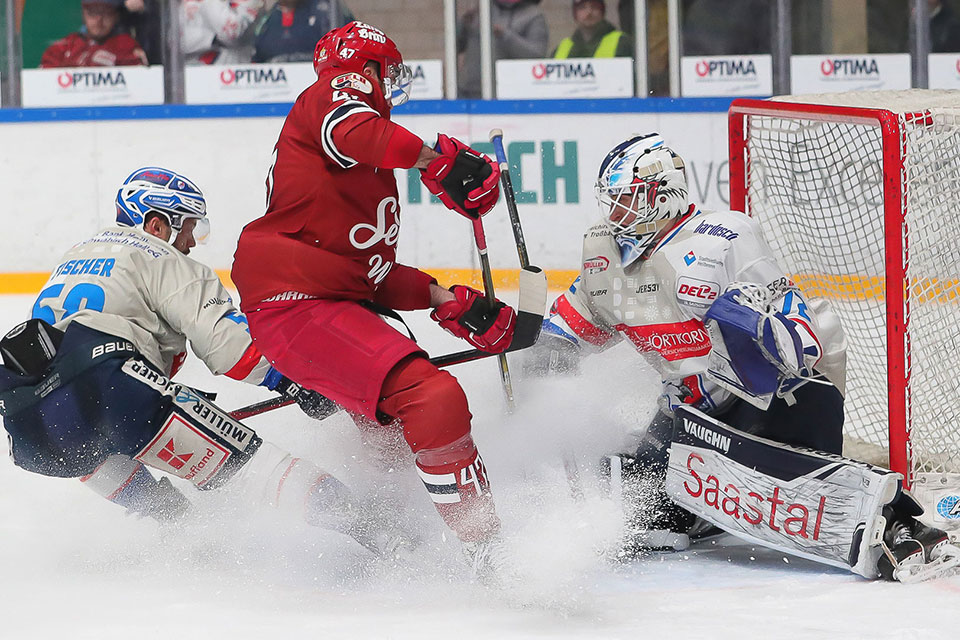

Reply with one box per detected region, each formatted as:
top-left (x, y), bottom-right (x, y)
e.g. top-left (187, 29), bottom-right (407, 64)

top-left (677, 276), bottom-right (719, 307)
top-left (349, 196), bottom-right (400, 284)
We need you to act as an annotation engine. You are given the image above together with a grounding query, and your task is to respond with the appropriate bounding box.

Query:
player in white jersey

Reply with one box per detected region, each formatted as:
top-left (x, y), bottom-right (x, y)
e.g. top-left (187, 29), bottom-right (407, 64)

top-left (0, 167), bottom-right (391, 554)
top-left (528, 134), bottom-right (958, 581)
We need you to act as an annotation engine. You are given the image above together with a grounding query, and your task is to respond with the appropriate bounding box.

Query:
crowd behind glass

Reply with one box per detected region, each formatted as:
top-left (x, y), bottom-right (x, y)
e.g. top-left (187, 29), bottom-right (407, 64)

top-left (1, 0), bottom-right (958, 105)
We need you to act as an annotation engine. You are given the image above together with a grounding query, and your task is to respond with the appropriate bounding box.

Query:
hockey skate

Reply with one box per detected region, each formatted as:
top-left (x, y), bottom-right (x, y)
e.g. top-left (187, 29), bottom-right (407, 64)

top-left (603, 451), bottom-right (716, 558)
top-left (461, 536), bottom-right (513, 585)
top-left (877, 511), bottom-right (960, 583)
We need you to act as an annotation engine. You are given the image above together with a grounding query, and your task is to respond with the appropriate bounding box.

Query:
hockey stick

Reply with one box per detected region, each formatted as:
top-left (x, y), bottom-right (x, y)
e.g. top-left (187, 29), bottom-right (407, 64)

top-left (472, 206), bottom-right (516, 410)
top-left (490, 128), bottom-right (584, 499)
top-left (489, 129), bottom-right (530, 269)
top-left (229, 396), bottom-right (296, 420)
top-left (228, 273), bottom-right (547, 421)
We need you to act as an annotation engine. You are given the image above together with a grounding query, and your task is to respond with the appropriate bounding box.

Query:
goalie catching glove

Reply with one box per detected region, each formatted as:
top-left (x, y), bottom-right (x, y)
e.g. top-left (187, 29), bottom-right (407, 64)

top-left (703, 283), bottom-right (821, 409)
top-left (431, 285), bottom-right (516, 353)
top-left (420, 134), bottom-right (500, 219)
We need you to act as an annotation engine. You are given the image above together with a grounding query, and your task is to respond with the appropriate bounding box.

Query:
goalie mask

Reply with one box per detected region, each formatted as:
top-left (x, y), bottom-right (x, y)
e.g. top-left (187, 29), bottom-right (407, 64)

top-left (313, 21), bottom-right (413, 107)
top-left (595, 133), bottom-right (689, 264)
top-left (116, 167), bottom-right (210, 245)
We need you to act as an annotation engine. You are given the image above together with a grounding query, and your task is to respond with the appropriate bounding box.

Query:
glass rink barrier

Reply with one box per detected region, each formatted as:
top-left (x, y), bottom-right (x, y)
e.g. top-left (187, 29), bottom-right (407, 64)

top-left (5, 1), bottom-right (960, 107)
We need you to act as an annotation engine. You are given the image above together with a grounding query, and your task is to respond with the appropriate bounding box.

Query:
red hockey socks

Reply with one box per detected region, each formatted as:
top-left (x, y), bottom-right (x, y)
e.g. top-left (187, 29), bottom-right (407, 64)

top-left (379, 356), bottom-right (501, 542)
top-left (415, 434), bottom-right (501, 543)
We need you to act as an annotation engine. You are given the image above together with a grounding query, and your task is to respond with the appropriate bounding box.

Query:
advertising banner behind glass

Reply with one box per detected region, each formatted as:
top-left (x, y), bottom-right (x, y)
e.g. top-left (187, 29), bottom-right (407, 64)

top-left (928, 53), bottom-right (960, 89)
top-left (790, 54), bottom-right (911, 94)
top-left (680, 55), bottom-right (772, 97)
top-left (185, 60), bottom-right (443, 104)
top-left (496, 58), bottom-right (634, 99)
top-left (22, 66), bottom-right (164, 107)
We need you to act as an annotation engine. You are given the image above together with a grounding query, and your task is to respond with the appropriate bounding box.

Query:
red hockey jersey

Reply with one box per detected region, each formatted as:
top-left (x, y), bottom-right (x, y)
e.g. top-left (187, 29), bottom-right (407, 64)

top-left (40, 32), bottom-right (148, 68)
top-left (232, 68), bottom-right (434, 312)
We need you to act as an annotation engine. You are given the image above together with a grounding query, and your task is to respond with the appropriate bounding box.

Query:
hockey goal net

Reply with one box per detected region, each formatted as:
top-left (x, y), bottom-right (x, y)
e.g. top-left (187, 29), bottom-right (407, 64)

top-left (728, 90), bottom-right (960, 534)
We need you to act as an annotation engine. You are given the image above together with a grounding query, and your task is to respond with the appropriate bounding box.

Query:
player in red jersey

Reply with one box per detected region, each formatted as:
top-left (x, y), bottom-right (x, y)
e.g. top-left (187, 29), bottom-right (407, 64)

top-left (232, 21), bottom-right (514, 568)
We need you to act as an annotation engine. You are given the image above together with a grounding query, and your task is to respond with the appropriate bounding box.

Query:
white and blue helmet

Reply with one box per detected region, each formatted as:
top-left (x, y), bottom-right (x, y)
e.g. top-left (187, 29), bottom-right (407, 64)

top-left (116, 167), bottom-right (209, 243)
top-left (595, 133), bottom-right (688, 264)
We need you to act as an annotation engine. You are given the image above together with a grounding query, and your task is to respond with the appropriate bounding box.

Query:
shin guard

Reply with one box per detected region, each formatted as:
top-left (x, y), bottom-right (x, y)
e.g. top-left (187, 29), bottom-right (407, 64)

top-left (415, 434), bottom-right (500, 543)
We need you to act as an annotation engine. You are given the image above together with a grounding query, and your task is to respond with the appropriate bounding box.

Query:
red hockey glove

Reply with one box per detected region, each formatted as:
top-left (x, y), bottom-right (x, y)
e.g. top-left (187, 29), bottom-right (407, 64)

top-left (430, 285), bottom-right (516, 353)
top-left (420, 134), bottom-right (501, 219)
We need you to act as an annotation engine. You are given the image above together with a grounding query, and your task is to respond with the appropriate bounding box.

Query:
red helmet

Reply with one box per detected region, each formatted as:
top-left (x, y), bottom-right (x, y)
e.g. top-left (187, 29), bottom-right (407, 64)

top-left (313, 21), bottom-right (413, 107)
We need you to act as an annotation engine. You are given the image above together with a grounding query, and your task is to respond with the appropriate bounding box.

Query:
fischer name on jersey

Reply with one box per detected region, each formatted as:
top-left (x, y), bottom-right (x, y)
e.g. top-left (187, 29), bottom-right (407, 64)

top-left (33, 226), bottom-right (271, 385)
top-left (545, 209), bottom-right (847, 413)
top-left (231, 65), bottom-right (434, 313)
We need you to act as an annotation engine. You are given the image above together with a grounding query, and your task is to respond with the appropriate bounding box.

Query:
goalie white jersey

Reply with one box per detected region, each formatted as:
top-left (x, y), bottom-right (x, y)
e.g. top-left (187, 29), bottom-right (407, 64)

top-left (546, 209), bottom-right (846, 413)
top-left (31, 226), bottom-right (270, 383)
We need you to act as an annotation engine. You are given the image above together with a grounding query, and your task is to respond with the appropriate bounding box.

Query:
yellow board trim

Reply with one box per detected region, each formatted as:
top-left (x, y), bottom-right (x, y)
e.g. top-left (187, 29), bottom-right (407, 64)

top-left (3, 270), bottom-right (957, 303)
top-left (0, 269), bottom-right (582, 295)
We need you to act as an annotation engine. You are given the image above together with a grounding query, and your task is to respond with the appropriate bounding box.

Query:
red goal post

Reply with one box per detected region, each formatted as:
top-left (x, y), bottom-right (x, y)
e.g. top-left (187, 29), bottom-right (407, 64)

top-left (727, 91), bottom-right (960, 530)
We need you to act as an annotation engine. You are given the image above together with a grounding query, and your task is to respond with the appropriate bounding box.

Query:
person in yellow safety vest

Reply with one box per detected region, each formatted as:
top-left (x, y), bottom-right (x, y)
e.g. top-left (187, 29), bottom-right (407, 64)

top-left (553, 0), bottom-right (634, 59)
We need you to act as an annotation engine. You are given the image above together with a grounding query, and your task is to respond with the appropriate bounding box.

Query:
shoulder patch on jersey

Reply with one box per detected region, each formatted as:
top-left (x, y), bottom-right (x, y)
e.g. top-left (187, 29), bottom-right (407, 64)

top-left (583, 256), bottom-right (610, 274)
top-left (331, 72), bottom-right (373, 94)
top-left (677, 276), bottom-right (720, 307)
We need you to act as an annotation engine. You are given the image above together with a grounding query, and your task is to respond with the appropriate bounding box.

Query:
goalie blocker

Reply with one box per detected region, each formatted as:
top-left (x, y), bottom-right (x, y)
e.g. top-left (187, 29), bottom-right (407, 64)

top-left (666, 406), bottom-right (960, 582)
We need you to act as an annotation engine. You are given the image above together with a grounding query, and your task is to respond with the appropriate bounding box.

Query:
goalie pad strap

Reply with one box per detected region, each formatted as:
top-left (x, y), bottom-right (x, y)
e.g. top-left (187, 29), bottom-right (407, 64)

top-left (666, 406), bottom-right (901, 578)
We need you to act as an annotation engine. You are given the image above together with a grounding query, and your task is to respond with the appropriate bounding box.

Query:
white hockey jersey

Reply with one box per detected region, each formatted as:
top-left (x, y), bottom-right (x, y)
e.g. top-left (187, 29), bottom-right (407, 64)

top-left (546, 209), bottom-right (847, 414)
top-left (31, 226), bottom-right (272, 384)
top-left (181, 0), bottom-right (264, 65)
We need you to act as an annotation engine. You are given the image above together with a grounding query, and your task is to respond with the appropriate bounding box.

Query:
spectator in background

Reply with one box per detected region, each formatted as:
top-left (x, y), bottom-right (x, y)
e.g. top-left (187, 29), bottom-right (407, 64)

top-left (181, 0), bottom-right (264, 65)
top-left (554, 0), bottom-right (632, 58)
top-left (457, 0), bottom-right (548, 99)
top-left (121, 0), bottom-right (163, 65)
top-left (252, 0), bottom-right (354, 64)
top-left (930, 0), bottom-right (960, 52)
top-left (40, 0), bottom-right (147, 68)
top-left (682, 0), bottom-right (770, 56)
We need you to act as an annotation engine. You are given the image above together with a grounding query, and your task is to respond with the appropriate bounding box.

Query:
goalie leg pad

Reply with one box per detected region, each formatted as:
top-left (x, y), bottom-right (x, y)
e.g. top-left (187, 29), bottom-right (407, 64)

top-left (667, 406), bottom-right (902, 578)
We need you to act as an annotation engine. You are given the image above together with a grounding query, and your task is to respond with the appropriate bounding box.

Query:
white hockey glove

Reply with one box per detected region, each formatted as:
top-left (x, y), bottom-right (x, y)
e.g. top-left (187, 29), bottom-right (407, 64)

top-left (703, 283), bottom-right (813, 410)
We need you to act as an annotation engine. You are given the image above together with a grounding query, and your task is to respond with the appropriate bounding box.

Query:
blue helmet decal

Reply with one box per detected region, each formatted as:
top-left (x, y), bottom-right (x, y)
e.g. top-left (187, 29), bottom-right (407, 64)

top-left (116, 166), bottom-right (206, 231)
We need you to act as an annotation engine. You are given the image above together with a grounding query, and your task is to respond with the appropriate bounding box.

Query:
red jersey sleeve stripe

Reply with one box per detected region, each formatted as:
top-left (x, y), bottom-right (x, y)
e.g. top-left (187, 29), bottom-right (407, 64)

top-left (320, 101), bottom-right (379, 168)
top-left (554, 294), bottom-right (616, 347)
top-left (224, 344), bottom-right (263, 381)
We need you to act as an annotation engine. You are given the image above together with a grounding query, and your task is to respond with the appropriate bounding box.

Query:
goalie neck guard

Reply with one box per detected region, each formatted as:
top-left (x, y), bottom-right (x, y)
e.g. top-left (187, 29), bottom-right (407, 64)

top-left (595, 133), bottom-right (689, 265)
top-left (115, 167), bottom-right (209, 245)
top-left (313, 21), bottom-right (413, 108)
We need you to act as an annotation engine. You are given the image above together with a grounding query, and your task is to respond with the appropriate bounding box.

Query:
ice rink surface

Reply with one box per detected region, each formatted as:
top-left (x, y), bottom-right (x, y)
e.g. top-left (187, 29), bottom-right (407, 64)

top-left (1, 292), bottom-right (958, 639)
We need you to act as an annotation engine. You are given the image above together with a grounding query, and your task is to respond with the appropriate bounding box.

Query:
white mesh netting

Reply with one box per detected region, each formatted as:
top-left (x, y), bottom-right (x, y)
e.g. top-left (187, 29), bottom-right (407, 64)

top-left (738, 91), bottom-right (960, 499)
